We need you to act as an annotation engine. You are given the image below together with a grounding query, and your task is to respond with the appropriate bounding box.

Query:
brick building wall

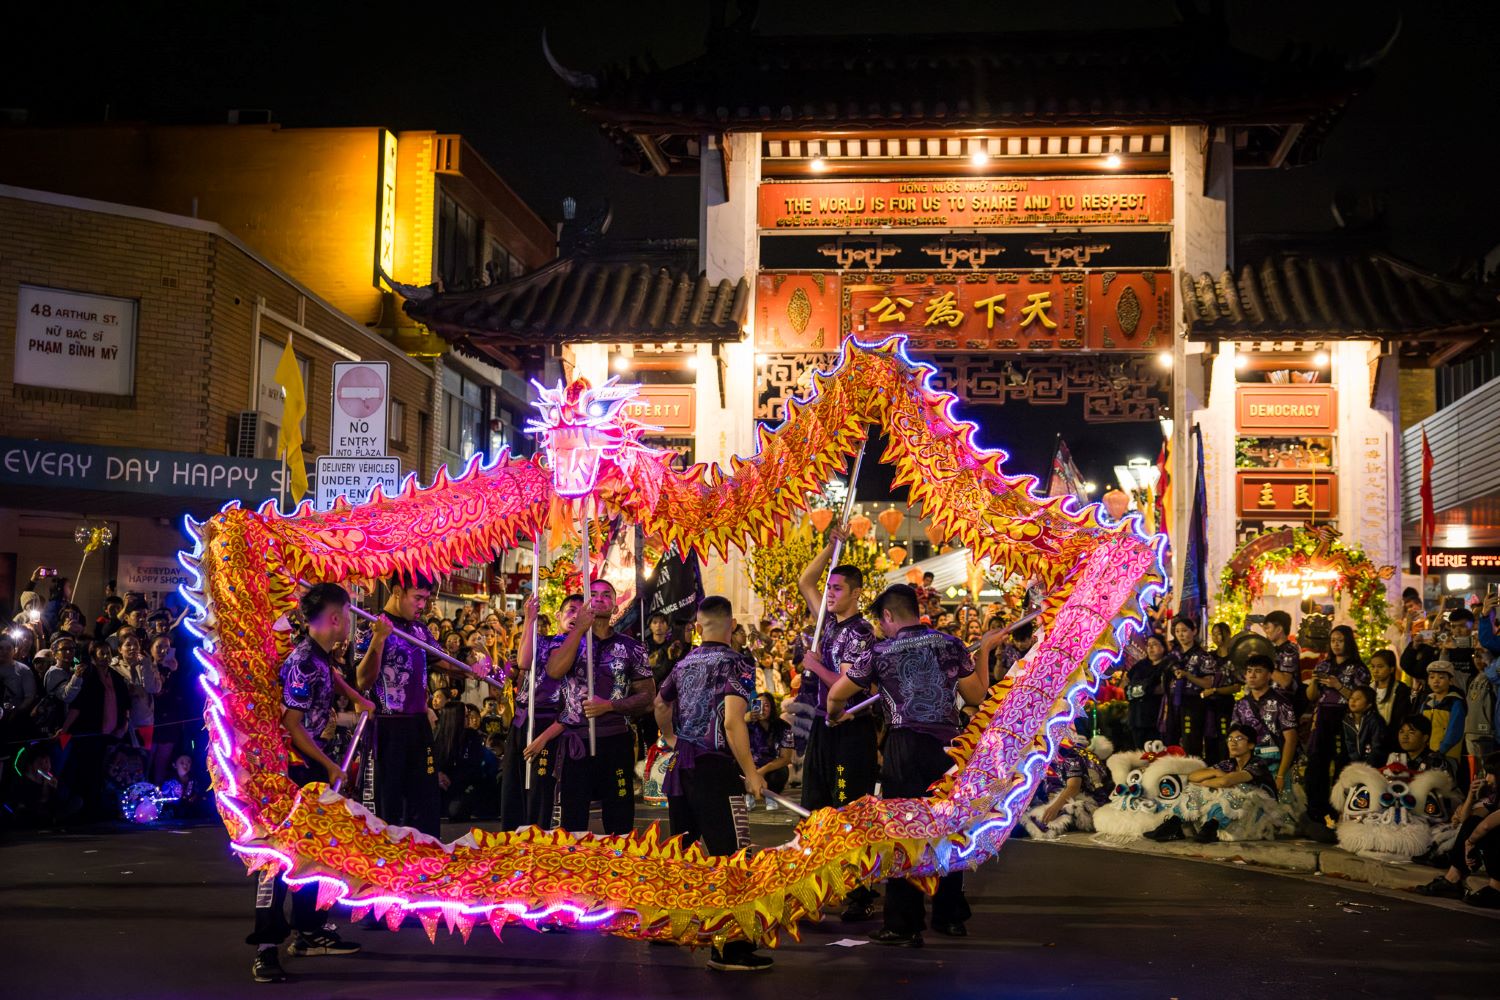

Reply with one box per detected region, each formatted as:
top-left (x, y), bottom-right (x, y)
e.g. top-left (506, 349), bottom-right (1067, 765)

top-left (0, 186), bottom-right (436, 479)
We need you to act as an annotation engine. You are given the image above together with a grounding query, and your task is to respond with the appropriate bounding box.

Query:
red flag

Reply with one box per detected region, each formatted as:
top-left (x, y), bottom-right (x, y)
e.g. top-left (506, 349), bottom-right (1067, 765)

top-left (1420, 430), bottom-right (1435, 575)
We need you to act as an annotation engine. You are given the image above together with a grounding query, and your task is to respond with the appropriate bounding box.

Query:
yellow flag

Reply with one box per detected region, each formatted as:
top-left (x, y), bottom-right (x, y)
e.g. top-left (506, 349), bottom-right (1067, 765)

top-left (274, 334), bottom-right (309, 501)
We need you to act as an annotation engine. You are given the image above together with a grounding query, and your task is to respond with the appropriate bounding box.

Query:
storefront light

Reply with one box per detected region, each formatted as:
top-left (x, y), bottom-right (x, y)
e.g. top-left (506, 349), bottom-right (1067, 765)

top-left (1313, 351), bottom-right (1329, 367)
top-left (1446, 573), bottom-right (1472, 591)
top-left (611, 355), bottom-right (631, 373)
top-left (970, 149), bottom-right (990, 166)
top-left (1156, 350), bottom-right (1173, 369)
top-left (809, 157), bottom-right (827, 173)
top-left (685, 354), bottom-right (700, 371)
top-left (1234, 352), bottom-right (1249, 370)
top-left (1103, 154), bottom-right (1122, 169)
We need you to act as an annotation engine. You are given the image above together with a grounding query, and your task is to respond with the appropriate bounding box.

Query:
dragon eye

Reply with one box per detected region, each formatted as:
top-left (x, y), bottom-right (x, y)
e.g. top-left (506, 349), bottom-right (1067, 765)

top-left (587, 402), bottom-right (608, 418)
top-left (1157, 775), bottom-right (1183, 801)
top-left (1423, 794), bottom-right (1443, 817)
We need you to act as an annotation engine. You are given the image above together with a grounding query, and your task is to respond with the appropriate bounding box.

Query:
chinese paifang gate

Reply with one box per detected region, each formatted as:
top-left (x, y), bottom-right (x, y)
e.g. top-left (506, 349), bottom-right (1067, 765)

top-left (180, 335), bottom-right (1166, 949)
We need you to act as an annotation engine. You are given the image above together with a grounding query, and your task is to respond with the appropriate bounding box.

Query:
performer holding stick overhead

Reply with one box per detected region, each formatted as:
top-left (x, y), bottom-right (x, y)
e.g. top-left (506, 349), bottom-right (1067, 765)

top-left (796, 524), bottom-right (881, 923)
top-left (354, 572), bottom-right (458, 838)
top-left (545, 579), bottom-right (654, 834)
top-left (827, 584), bottom-right (988, 947)
top-left (249, 583), bottom-right (370, 984)
top-left (653, 595), bottom-right (772, 972)
top-left (499, 593), bottom-right (577, 830)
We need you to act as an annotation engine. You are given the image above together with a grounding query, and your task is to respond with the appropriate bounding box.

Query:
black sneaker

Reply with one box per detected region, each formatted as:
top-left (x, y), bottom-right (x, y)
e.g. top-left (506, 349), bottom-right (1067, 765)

top-left (1193, 820), bottom-right (1221, 844)
top-left (931, 921), bottom-right (967, 938)
top-left (840, 898), bottom-right (879, 923)
top-left (707, 946), bottom-right (774, 972)
top-left (1143, 817), bottom-right (1185, 842)
top-left (287, 930), bottom-right (361, 957)
top-left (251, 949), bottom-right (287, 983)
top-left (1416, 876), bottom-right (1466, 899)
top-left (868, 928), bottom-right (923, 948)
top-left (1463, 885), bottom-right (1500, 909)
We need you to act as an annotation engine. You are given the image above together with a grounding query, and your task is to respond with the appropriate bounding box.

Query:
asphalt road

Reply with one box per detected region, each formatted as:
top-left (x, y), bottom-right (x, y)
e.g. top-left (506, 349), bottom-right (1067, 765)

top-left (3, 814), bottom-right (1496, 1000)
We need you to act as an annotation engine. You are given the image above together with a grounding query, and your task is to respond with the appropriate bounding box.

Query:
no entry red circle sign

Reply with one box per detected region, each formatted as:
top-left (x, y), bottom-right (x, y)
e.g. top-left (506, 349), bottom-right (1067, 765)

top-left (336, 364), bottom-right (386, 419)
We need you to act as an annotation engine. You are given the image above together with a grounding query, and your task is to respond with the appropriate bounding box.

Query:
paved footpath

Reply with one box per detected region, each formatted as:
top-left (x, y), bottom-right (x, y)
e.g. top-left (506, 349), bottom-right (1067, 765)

top-left (2, 813), bottom-right (1495, 1000)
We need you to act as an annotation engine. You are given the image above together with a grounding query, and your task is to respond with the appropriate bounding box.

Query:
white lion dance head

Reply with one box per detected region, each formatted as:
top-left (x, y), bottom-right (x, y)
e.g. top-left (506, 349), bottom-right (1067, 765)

top-left (1332, 762), bottom-right (1459, 863)
top-left (1092, 745), bottom-right (1207, 839)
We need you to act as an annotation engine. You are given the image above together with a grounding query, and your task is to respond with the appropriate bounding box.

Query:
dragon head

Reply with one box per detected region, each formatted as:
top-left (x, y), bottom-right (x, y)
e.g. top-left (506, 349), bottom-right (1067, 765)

top-left (525, 376), bottom-right (662, 499)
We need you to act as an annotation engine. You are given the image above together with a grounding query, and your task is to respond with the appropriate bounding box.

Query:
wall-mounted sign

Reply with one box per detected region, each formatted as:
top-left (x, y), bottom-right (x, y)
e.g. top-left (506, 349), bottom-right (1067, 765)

top-left (758, 230), bottom-right (1172, 271)
top-left (14, 284), bottom-right (137, 395)
top-left (375, 129), bottom-right (398, 288)
top-left (1409, 548), bottom-right (1500, 573)
top-left (624, 385), bottom-right (695, 434)
top-left (117, 554), bottom-right (193, 594)
top-left (0, 436), bottom-right (295, 501)
top-left (1236, 471), bottom-right (1338, 519)
top-left (330, 361), bottom-right (389, 457)
top-left (1236, 385), bottom-right (1338, 433)
top-left (758, 176), bottom-right (1173, 230)
top-left (758, 270), bottom-right (1172, 352)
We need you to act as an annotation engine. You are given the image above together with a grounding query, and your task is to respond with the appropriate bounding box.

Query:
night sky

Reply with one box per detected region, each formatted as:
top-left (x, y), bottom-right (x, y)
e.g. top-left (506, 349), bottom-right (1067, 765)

top-left (5, 0), bottom-right (1495, 493)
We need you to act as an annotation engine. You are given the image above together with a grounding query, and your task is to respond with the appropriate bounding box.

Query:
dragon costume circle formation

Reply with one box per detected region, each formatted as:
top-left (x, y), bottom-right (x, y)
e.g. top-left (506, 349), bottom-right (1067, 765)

top-left (181, 337), bottom-right (1166, 949)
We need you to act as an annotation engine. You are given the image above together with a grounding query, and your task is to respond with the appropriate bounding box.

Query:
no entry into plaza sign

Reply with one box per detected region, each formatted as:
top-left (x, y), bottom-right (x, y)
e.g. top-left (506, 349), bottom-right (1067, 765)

top-left (315, 456), bottom-right (401, 511)
top-left (331, 361), bottom-right (389, 457)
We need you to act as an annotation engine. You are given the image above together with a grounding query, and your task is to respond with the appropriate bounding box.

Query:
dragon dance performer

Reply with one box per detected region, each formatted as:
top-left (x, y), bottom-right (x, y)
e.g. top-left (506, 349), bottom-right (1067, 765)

top-left (545, 579), bottom-right (655, 835)
top-left (797, 527), bottom-right (881, 923)
top-left (654, 595), bottom-right (772, 972)
top-left (828, 584), bottom-right (987, 947)
top-left (498, 593), bottom-right (576, 830)
top-left (250, 583), bottom-right (369, 984)
top-left (354, 572), bottom-right (452, 838)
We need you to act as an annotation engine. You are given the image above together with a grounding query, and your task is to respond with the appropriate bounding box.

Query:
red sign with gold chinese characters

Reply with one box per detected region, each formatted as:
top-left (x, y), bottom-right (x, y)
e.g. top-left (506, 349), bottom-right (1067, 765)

top-left (1236, 471), bottom-right (1338, 519)
top-left (758, 177), bottom-right (1173, 230)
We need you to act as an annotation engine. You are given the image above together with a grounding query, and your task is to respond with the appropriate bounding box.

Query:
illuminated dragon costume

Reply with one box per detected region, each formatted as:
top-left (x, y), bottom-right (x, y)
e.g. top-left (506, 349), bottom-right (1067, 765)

top-left (182, 337), bottom-right (1166, 949)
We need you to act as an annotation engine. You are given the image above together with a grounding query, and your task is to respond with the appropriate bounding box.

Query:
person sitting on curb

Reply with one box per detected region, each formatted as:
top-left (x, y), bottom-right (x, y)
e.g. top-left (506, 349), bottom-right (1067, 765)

top-left (1181, 724), bottom-right (1280, 843)
top-left (1417, 751), bottom-right (1500, 908)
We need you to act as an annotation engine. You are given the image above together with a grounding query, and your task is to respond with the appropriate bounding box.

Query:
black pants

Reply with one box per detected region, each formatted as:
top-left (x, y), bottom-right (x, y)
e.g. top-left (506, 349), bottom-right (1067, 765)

top-left (558, 731), bottom-right (635, 835)
top-left (374, 714), bottom-right (441, 837)
top-left (881, 729), bottom-right (971, 936)
top-left (635, 713), bottom-right (659, 760)
top-left (1303, 707), bottom-right (1344, 822)
top-left (499, 721), bottom-right (557, 830)
top-left (803, 714), bottom-right (879, 910)
top-left (1449, 814), bottom-right (1500, 878)
top-left (247, 764), bottom-right (323, 946)
top-left (667, 753), bottom-right (755, 958)
top-left (765, 766), bottom-right (789, 795)
top-left (666, 753), bottom-right (750, 854)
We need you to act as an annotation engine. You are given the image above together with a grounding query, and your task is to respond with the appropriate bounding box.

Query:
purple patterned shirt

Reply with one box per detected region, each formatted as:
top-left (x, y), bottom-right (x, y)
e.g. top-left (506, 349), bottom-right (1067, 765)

top-left (845, 624), bottom-right (973, 740)
top-left (1167, 646), bottom-right (1222, 707)
top-left (1230, 688), bottom-right (1297, 752)
top-left (749, 714), bottom-right (795, 767)
top-left (1213, 756), bottom-right (1278, 797)
top-left (1311, 656), bottom-right (1370, 709)
top-left (512, 633), bottom-right (564, 730)
top-left (659, 643), bottom-right (755, 755)
top-left (794, 614), bottom-right (876, 719)
top-left (280, 638), bottom-right (337, 757)
top-left (355, 615), bottom-right (436, 716)
top-left (557, 631), bottom-right (651, 737)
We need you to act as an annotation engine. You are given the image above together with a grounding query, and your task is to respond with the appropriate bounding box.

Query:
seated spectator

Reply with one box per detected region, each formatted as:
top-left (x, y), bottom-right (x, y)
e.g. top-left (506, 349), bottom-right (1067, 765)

top-left (1339, 685), bottom-right (1390, 768)
top-left (1183, 724), bottom-right (1283, 843)
top-left (1421, 662), bottom-right (1468, 771)
top-left (1229, 653), bottom-right (1298, 794)
top-left (1368, 649), bottom-right (1413, 735)
top-left (1385, 715), bottom-right (1455, 778)
top-left (3, 744), bottom-right (81, 828)
top-left (746, 691), bottom-right (795, 796)
top-left (1418, 751), bottom-right (1500, 907)
top-left (1023, 731), bottom-right (1113, 838)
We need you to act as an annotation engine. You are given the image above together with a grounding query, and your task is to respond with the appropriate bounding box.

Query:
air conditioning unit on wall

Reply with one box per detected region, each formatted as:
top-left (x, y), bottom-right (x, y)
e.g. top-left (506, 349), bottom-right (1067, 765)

top-left (235, 411), bottom-right (280, 460)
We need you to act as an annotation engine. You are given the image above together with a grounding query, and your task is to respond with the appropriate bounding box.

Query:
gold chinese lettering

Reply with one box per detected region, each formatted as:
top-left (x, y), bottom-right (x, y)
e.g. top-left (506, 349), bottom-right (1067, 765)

top-left (922, 291), bottom-right (964, 328)
top-left (1293, 484), bottom-right (1313, 508)
top-left (1019, 291), bottom-right (1058, 329)
top-left (1257, 482), bottom-right (1276, 508)
top-left (868, 295), bottom-right (914, 323)
top-left (974, 292), bottom-right (1007, 330)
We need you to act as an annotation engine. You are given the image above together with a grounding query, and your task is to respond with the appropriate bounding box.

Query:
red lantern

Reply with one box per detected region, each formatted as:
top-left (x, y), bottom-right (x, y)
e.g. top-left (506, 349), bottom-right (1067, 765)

top-left (849, 513), bottom-right (873, 540)
top-left (808, 508), bottom-right (834, 533)
top-left (887, 545), bottom-right (908, 566)
top-left (905, 568), bottom-right (923, 585)
top-left (878, 507), bottom-right (904, 538)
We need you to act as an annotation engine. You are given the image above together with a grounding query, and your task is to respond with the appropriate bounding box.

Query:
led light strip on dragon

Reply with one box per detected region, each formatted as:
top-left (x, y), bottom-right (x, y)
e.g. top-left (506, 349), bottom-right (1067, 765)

top-left (180, 336), bottom-right (1166, 949)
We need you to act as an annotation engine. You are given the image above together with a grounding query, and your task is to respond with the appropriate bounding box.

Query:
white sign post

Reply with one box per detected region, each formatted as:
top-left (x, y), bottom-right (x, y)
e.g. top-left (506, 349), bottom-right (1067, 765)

top-left (330, 361), bottom-right (389, 457)
top-left (315, 456), bottom-right (401, 511)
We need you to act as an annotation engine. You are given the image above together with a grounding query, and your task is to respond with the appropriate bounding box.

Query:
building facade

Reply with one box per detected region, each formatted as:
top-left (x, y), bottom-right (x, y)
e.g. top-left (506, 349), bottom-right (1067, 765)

top-left (0, 185), bottom-right (437, 612)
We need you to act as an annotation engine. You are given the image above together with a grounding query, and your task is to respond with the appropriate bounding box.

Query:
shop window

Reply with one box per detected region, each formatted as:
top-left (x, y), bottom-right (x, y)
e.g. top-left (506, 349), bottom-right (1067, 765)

top-left (389, 399), bottom-right (407, 448)
top-left (436, 190), bottom-right (480, 289)
top-left (255, 335), bottom-right (311, 458)
top-left (441, 368), bottom-right (485, 468)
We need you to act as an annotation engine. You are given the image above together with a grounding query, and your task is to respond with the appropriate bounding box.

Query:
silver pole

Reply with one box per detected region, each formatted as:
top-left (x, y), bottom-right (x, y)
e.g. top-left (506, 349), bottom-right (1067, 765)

top-left (582, 499), bottom-right (596, 757)
top-left (525, 539), bottom-right (542, 790)
top-left (810, 434), bottom-right (869, 651)
top-left (330, 710), bottom-right (369, 795)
